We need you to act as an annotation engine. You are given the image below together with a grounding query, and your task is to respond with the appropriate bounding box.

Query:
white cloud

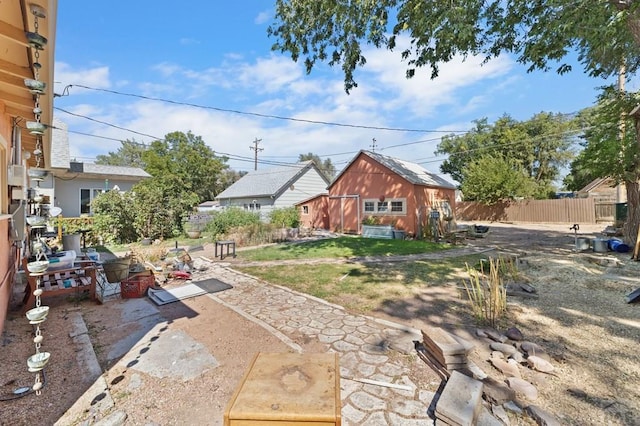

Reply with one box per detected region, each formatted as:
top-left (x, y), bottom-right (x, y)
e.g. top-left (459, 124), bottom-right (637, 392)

top-left (54, 62), bottom-right (111, 94)
top-left (254, 10), bottom-right (271, 25)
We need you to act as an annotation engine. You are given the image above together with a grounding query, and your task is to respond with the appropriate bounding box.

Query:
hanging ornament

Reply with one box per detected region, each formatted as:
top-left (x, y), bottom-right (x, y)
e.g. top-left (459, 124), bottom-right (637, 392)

top-left (23, 2), bottom-right (49, 394)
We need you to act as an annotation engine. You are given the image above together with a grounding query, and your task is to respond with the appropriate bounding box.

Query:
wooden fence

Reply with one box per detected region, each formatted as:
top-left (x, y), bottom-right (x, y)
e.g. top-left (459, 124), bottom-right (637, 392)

top-left (455, 198), bottom-right (604, 224)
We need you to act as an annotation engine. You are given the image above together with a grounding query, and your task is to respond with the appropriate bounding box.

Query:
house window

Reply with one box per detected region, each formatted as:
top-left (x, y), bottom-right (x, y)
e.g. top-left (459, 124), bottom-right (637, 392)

top-left (302, 205), bottom-right (309, 215)
top-left (363, 198), bottom-right (406, 215)
top-left (80, 188), bottom-right (105, 215)
top-left (244, 202), bottom-right (261, 211)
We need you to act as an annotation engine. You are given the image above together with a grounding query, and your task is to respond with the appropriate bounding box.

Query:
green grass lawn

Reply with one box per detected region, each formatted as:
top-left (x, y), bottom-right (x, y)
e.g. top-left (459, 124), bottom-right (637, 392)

top-left (236, 254), bottom-right (486, 313)
top-left (237, 236), bottom-right (454, 261)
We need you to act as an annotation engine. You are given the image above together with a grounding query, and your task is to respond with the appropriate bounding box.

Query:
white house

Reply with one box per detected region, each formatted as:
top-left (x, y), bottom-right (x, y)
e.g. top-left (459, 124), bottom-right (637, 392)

top-left (35, 118), bottom-right (151, 217)
top-left (216, 161), bottom-right (330, 221)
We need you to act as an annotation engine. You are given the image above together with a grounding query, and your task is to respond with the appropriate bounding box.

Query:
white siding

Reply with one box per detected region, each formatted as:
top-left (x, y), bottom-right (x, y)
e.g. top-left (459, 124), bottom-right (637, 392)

top-left (273, 168), bottom-right (328, 208)
top-left (54, 177), bottom-right (139, 217)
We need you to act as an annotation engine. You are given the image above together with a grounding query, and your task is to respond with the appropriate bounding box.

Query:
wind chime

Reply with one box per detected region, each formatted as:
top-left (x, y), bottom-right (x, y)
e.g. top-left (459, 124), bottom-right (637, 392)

top-left (23, 2), bottom-right (50, 396)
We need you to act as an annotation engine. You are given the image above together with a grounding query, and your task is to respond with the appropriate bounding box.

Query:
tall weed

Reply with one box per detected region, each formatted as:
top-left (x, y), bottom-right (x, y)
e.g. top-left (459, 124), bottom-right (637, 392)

top-left (463, 257), bottom-right (507, 327)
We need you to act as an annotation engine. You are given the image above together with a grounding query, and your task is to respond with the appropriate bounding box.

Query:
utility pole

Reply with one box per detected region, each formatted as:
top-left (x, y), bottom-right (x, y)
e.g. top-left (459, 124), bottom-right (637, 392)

top-left (250, 138), bottom-right (263, 171)
top-left (370, 138), bottom-right (377, 152)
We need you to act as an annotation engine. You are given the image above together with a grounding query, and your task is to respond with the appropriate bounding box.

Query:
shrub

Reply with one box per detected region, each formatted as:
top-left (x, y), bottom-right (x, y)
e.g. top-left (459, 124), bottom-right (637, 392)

top-left (91, 190), bottom-right (137, 244)
top-left (269, 206), bottom-right (300, 228)
top-left (362, 216), bottom-right (380, 225)
top-left (206, 207), bottom-right (260, 237)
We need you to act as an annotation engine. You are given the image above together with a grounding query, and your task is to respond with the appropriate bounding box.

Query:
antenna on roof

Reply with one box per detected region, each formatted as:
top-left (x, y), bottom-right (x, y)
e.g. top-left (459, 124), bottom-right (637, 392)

top-left (370, 138), bottom-right (377, 152)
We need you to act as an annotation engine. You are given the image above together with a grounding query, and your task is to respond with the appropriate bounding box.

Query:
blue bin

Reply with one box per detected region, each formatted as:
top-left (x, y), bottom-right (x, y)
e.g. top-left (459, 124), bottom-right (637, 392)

top-left (608, 238), bottom-right (630, 253)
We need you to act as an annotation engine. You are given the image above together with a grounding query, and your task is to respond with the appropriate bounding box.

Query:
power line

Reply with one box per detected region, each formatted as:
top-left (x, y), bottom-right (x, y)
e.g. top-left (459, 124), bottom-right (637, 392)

top-left (60, 84), bottom-right (471, 134)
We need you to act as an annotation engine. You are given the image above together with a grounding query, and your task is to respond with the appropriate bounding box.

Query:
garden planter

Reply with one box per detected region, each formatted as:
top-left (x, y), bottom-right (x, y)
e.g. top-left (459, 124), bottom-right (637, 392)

top-left (362, 224), bottom-right (394, 239)
top-left (186, 230), bottom-right (201, 239)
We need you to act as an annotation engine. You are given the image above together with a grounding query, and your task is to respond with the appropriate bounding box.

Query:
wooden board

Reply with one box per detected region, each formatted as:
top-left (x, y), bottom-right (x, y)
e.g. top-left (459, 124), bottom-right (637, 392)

top-left (224, 353), bottom-right (341, 426)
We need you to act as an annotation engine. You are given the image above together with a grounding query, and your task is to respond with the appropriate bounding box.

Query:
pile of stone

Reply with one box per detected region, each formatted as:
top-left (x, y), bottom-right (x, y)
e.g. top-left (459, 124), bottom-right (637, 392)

top-left (477, 326), bottom-right (562, 425)
top-left (419, 326), bottom-right (474, 377)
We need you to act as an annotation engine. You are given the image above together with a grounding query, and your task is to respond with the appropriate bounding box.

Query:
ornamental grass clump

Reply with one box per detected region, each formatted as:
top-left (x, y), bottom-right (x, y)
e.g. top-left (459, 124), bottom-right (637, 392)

top-left (463, 257), bottom-right (507, 327)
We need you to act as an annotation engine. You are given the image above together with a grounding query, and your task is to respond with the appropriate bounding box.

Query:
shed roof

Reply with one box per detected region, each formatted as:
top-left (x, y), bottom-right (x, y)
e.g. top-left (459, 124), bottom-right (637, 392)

top-left (217, 161), bottom-right (328, 199)
top-left (330, 150), bottom-right (456, 189)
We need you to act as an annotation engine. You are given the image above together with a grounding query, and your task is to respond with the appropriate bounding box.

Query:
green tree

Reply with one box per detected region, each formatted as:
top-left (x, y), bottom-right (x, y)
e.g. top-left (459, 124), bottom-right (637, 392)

top-left (437, 112), bottom-right (577, 197)
top-left (268, 1), bottom-right (640, 93)
top-left (95, 139), bottom-right (147, 168)
top-left (570, 88), bottom-right (640, 241)
top-left (298, 153), bottom-right (336, 180)
top-left (143, 131), bottom-right (228, 203)
top-left (461, 155), bottom-right (536, 204)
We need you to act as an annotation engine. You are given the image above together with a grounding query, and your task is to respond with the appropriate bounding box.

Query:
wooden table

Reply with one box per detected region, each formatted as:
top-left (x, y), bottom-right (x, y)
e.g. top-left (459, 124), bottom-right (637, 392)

top-left (224, 352), bottom-right (341, 426)
top-left (215, 240), bottom-right (236, 260)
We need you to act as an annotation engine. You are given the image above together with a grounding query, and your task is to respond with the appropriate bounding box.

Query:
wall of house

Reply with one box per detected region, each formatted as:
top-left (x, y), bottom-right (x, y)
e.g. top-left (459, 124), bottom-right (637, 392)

top-left (298, 195), bottom-right (329, 229)
top-left (1, 102), bottom-right (14, 335)
top-left (0, 218), bottom-right (19, 336)
top-left (580, 182), bottom-right (625, 203)
top-left (54, 177), bottom-right (138, 217)
top-left (413, 186), bottom-right (456, 237)
top-left (273, 168), bottom-right (329, 209)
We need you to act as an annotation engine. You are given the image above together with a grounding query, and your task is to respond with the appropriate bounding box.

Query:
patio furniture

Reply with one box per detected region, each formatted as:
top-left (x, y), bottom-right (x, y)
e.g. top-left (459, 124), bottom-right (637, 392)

top-left (215, 240), bottom-right (236, 260)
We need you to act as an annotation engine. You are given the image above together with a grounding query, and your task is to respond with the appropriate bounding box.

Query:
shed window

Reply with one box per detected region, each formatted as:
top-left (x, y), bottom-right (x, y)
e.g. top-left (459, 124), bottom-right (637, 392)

top-left (363, 198), bottom-right (406, 215)
top-left (302, 205), bottom-right (309, 215)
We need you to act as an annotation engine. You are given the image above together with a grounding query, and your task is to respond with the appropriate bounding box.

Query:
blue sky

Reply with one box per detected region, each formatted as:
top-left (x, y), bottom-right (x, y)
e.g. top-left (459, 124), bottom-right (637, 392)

top-left (52, 1), bottom-right (622, 181)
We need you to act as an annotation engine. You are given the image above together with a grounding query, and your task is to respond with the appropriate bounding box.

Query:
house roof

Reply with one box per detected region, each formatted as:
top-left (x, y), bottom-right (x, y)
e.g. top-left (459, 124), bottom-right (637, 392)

top-left (78, 163), bottom-right (151, 178)
top-left (578, 177), bottom-right (612, 193)
top-left (49, 117), bottom-right (150, 179)
top-left (294, 193), bottom-right (329, 206)
top-left (329, 150), bottom-right (457, 190)
top-left (217, 161), bottom-right (329, 200)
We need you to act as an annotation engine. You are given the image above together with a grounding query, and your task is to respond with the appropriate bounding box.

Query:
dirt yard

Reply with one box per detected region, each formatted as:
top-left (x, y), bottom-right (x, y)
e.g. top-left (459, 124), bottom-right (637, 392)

top-left (373, 222), bottom-right (640, 426)
top-left (1, 221), bottom-right (639, 425)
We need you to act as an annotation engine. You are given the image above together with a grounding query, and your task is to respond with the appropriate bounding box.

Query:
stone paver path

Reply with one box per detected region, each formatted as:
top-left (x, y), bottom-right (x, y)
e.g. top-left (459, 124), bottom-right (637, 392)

top-left (197, 262), bottom-right (438, 425)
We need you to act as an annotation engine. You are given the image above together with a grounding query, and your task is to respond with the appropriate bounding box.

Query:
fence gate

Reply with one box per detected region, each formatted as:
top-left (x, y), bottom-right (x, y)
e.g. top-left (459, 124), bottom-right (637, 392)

top-left (594, 200), bottom-right (615, 223)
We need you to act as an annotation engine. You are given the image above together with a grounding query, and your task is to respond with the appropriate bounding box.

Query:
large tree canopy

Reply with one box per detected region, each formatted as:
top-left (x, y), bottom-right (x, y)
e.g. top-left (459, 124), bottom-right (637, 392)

top-left (143, 131), bottom-right (228, 203)
top-left (298, 152), bottom-right (336, 180)
top-left (436, 112), bottom-right (578, 199)
top-left (269, 0), bottom-right (640, 92)
top-left (95, 139), bottom-right (146, 168)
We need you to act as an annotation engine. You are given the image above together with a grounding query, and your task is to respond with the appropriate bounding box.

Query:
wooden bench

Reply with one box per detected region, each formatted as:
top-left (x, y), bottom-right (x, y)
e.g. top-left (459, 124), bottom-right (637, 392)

top-left (22, 260), bottom-right (97, 313)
